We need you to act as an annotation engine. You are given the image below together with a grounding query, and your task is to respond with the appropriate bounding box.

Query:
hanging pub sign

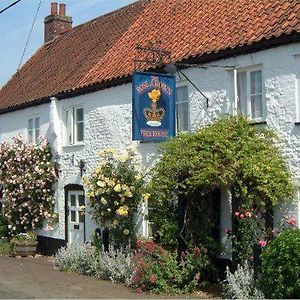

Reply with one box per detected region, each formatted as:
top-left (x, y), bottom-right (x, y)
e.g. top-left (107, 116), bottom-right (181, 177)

top-left (132, 71), bottom-right (176, 141)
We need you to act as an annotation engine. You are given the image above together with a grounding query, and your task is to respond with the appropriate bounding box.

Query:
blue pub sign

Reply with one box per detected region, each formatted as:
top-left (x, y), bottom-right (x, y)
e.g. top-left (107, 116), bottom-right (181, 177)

top-left (132, 71), bottom-right (176, 141)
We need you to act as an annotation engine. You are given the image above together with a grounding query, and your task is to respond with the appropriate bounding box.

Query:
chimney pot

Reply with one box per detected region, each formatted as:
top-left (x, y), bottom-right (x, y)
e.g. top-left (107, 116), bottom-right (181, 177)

top-left (51, 2), bottom-right (58, 15)
top-left (59, 3), bottom-right (66, 15)
top-left (44, 2), bottom-right (72, 43)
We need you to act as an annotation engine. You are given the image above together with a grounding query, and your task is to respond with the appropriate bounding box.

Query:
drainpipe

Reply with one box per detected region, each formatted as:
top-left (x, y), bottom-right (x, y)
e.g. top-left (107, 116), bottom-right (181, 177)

top-left (233, 68), bottom-right (238, 115)
top-left (49, 97), bottom-right (62, 155)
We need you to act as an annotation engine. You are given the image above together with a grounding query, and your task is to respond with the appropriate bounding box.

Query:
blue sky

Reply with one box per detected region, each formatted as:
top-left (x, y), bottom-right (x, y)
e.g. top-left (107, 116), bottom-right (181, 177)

top-left (0, 0), bottom-right (137, 86)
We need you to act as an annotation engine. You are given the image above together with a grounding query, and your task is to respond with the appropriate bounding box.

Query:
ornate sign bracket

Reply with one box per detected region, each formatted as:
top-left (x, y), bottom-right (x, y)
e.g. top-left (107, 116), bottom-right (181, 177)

top-left (134, 40), bottom-right (172, 71)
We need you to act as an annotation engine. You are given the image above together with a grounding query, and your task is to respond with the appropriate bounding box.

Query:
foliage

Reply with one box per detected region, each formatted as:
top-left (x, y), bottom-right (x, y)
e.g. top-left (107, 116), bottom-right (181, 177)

top-left (11, 232), bottom-right (37, 246)
top-left (83, 145), bottom-right (145, 246)
top-left (148, 115), bottom-right (293, 249)
top-left (0, 137), bottom-right (56, 234)
top-left (0, 213), bottom-right (9, 238)
top-left (54, 243), bottom-right (94, 275)
top-left (131, 239), bottom-right (211, 294)
top-left (260, 228), bottom-right (300, 298)
top-left (93, 246), bottom-right (133, 285)
top-left (223, 261), bottom-right (264, 299)
top-left (0, 238), bottom-right (13, 256)
top-left (55, 243), bottom-right (133, 286)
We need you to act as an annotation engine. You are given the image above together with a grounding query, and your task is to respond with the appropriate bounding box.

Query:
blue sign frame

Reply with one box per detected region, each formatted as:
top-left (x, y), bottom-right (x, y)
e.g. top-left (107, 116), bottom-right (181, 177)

top-left (132, 71), bottom-right (176, 141)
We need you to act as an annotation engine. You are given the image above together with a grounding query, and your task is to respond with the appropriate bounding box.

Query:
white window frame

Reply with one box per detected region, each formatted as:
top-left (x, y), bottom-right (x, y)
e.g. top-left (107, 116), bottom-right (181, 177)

top-left (64, 106), bottom-right (84, 146)
top-left (27, 116), bottom-right (40, 143)
top-left (175, 83), bottom-right (190, 133)
top-left (237, 66), bottom-right (265, 121)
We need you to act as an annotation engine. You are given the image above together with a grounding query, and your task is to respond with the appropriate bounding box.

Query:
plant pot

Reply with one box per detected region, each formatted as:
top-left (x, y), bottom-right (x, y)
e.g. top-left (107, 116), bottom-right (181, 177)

top-left (14, 241), bottom-right (38, 257)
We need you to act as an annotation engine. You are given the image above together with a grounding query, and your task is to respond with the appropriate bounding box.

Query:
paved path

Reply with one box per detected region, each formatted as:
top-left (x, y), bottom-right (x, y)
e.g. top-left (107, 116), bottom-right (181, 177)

top-left (0, 256), bottom-right (218, 299)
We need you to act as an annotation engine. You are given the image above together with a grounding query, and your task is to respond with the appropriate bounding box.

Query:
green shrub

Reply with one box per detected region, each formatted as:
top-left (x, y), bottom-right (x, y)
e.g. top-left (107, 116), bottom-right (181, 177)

top-left (0, 213), bottom-right (8, 237)
top-left (0, 238), bottom-right (13, 256)
top-left (260, 229), bottom-right (300, 298)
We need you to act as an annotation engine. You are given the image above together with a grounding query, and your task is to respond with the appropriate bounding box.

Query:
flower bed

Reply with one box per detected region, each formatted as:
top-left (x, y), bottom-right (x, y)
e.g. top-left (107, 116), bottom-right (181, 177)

top-left (54, 239), bottom-right (212, 295)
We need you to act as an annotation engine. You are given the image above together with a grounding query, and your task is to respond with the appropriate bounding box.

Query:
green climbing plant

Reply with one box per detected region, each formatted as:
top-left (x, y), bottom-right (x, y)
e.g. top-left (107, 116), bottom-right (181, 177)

top-left (148, 115), bottom-right (294, 252)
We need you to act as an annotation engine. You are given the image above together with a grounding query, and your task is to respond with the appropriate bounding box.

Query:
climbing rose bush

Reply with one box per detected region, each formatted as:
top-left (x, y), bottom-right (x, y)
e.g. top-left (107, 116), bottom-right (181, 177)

top-left (83, 145), bottom-right (145, 245)
top-left (0, 137), bottom-right (56, 234)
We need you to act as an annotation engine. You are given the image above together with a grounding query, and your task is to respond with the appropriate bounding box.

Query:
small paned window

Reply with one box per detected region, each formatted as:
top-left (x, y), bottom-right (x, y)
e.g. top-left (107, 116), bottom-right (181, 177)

top-left (176, 86), bottom-right (189, 132)
top-left (28, 117), bottom-right (40, 143)
top-left (237, 69), bottom-right (264, 120)
top-left (65, 107), bottom-right (84, 145)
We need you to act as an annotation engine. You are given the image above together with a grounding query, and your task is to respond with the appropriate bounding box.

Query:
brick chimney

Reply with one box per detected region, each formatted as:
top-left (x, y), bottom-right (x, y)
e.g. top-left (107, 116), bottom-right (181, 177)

top-left (44, 3), bottom-right (72, 43)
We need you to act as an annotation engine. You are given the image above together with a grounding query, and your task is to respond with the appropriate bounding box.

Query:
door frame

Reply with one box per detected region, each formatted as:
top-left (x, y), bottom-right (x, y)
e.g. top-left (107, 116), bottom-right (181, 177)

top-left (64, 184), bottom-right (86, 244)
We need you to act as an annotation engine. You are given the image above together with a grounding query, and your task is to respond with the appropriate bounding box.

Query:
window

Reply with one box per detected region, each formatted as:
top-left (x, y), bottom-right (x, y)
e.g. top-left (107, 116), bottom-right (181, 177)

top-left (28, 117), bottom-right (40, 143)
top-left (237, 69), bottom-right (264, 120)
top-left (65, 107), bottom-right (84, 145)
top-left (176, 86), bottom-right (189, 132)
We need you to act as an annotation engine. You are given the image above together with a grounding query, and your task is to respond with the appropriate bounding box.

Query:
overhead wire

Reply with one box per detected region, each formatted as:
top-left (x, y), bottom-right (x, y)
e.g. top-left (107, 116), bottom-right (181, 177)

top-left (17, 0), bottom-right (42, 71)
top-left (0, 0), bottom-right (21, 15)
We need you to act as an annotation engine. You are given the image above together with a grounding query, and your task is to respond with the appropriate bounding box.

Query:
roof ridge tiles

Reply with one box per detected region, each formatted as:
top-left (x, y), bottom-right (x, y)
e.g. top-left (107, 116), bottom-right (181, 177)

top-left (1, 0), bottom-right (300, 112)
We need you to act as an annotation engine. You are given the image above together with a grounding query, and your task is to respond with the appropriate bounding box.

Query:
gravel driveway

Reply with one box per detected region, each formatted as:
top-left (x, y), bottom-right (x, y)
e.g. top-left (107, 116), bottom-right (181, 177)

top-left (0, 256), bottom-right (218, 299)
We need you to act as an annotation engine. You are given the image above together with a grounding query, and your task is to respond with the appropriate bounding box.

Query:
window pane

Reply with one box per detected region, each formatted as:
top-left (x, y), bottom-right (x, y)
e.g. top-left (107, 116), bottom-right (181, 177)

top-left (78, 195), bottom-right (85, 206)
top-left (251, 95), bottom-right (263, 119)
top-left (35, 118), bottom-right (40, 130)
top-left (28, 130), bottom-right (33, 143)
top-left (176, 102), bottom-right (189, 132)
top-left (79, 213), bottom-right (84, 223)
top-left (237, 72), bottom-right (247, 115)
top-left (28, 119), bottom-right (33, 130)
top-left (76, 108), bottom-right (83, 122)
top-left (66, 110), bottom-right (73, 145)
top-left (70, 210), bottom-right (76, 222)
top-left (176, 86), bottom-right (188, 103)
top-left (76, 122), bottom-right (84, 142)
top-left (70, 194), bottom-right (76, 206)
top-left (250, 70), bottom-right (262, 94)
top-left (35, 129), bottom-right (40, 143)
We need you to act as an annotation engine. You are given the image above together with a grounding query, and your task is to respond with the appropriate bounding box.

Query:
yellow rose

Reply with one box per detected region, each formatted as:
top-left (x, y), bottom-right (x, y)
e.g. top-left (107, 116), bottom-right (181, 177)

top-left (116, 205), bottom-right (129, 216)
top-left (123, 229), bottom-right (130, 235)
top-left (97, 181), bottom-right (106, 187)
top-left (114, 184), bottom-right (121, 192)
top-left (122, 184), bottom-right (128, 191)
top-left (143, 193), bottom-right (151, 201)
top-left (124, 190), bottom-right (133, 198)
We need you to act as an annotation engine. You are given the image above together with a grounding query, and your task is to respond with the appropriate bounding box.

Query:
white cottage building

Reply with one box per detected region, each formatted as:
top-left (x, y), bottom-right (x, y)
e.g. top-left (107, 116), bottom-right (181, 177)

top-left (1, 0), bottom-right (300, 255)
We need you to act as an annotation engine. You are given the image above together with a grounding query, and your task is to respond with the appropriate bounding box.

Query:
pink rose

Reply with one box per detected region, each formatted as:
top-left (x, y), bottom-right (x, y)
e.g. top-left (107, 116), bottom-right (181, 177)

top-left (259, 240), bottom-right (267, 247)
top-left (149, 274), bottom-right (156, 284)
top-left (240, 214), bottom-right (245, 219)
top-left (234, 211), bottom-right (240, 217)
top-left (287, 217), bottom-right (297, 227)
top-left (245, 211), bottom-right (252, 218)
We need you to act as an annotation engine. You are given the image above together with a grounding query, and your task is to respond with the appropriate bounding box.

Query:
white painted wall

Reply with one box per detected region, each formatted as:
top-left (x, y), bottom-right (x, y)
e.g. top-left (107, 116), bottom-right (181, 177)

top-left (1, 42), bottom-right (300, 251)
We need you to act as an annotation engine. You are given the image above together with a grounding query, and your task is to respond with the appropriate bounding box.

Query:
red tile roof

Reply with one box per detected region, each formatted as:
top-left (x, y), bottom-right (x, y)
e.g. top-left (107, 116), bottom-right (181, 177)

top-left (1, 0), bottom-right (300, 112)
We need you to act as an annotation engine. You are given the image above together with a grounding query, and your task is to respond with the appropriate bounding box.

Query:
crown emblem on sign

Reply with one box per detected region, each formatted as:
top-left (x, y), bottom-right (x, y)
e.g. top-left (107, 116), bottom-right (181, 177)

top-left (143, 89), bottom-right (165, 127)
